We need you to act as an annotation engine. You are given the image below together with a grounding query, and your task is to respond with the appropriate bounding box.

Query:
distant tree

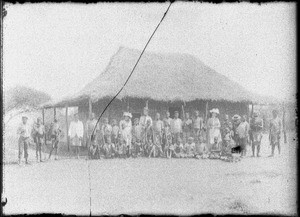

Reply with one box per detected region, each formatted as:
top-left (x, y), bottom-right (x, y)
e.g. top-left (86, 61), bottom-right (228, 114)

top-left (4, 85), bottom-right (52, 113)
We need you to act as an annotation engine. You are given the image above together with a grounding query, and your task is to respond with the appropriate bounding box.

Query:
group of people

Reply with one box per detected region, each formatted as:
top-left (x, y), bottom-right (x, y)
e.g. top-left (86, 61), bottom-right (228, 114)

top-left (17, 116), bottom-right (61, 164)
top-left (16, 106), bottom-right (283, 164)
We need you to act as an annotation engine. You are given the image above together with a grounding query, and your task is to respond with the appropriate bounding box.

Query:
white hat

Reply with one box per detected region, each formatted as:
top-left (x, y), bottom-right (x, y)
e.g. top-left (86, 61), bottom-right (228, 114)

top-left (232, 114), bottom-right (241, 120)
top-left (123, 112), bottom-right (132, 118)
top-left (210, 108), bottom-right (219, 114)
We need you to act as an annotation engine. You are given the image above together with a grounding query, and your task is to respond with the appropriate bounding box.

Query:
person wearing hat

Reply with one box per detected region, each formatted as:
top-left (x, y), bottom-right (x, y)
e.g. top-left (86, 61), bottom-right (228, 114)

top-left (119, 112), bottom-right (133, 156)
top-left (250, 111), bottom-right (263, 157)
top-left (68, 113), bottom-right (84, 159)
top-left (17, 116), bottom-right (31, 164)
top-left (171, 111), bottom-right (183, 145)
top-left (49, 118), bottom-right (62, 160)
top-left (32, 117), bottom-right (45, 162)
top-left (269, 109), bottom-right (282, 157)
top-left (206, 108), bottom-right (222, 150)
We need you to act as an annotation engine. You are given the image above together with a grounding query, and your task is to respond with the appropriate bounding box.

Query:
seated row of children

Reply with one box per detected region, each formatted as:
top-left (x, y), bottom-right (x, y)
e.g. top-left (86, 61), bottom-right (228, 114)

top-left (89, 125), bottom-right (237, 161)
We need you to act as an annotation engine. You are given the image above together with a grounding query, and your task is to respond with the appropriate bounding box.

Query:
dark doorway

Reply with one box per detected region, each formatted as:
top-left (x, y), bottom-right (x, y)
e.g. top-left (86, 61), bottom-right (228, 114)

top-left (132, 112), bottom-right (141, 121)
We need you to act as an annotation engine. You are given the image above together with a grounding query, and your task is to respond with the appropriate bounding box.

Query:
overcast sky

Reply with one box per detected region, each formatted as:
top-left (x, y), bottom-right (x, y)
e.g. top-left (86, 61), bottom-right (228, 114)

top-left (3, 2), bottom-right (296, 102)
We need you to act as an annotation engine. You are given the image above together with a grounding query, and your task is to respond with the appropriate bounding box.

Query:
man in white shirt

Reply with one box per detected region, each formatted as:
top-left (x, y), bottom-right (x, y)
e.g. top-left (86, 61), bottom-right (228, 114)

top-left (172, 111), bottom-right (183, 144)
top-left (69, 113), bottom-right (84, 159)
top-left (17, 116), bottom-right (31, 164)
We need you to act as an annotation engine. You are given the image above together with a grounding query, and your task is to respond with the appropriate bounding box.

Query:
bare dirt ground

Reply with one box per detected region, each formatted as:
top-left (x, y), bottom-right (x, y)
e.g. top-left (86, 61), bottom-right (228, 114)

top-left (3, 132), bottom-right (297, 215)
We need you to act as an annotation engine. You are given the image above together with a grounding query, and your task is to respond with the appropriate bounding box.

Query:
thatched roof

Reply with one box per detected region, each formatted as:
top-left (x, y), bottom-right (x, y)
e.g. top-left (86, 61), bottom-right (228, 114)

top-left (44, 46), bottom-right (280, 108)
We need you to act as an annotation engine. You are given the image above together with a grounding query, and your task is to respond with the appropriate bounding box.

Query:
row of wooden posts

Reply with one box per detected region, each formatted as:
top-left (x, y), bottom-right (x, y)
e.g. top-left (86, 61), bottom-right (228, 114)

top-left (41, 99), bottom-right (93, 152)
top-left (41, 98), bottom-right (261, 152)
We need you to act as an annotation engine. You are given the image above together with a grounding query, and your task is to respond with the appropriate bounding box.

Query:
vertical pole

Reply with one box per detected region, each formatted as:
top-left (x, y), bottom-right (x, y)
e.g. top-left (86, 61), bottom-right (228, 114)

top-left (88, 98), bottom-right (92, 117)
top-left (42, 108), bottom-right (45, 125)
top-left (65, 105), bottom-right (69, 152)
top-left (282, 102), bottom-right (287, 143)
top-left (88, 98), bottom-right (93, 148)
top-left (247, 103), bottom-right (251, 123)
top-left (205, 101), bottom-right (209, 123)
top-left (54, 107), bottom-right (56, 121)
top-left (42, 108), bottom-right (46, 146)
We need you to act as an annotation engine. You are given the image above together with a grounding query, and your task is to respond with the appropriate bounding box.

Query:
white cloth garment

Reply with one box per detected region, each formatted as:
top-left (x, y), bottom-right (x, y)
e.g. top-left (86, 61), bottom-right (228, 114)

top-left (119, 119), bottom-right (132, 147)
top-left (69, 120), bottom-right (84, 138)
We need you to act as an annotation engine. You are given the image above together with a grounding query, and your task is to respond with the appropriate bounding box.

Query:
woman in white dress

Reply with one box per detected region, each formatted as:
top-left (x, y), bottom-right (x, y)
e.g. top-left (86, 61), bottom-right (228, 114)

top-left (206, 108), bottom-right (222, 151)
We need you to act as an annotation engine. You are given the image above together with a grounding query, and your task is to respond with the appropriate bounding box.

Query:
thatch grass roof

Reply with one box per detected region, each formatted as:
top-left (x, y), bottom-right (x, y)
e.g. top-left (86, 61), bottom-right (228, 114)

top-left (44, 46), bottom-right (280, 108)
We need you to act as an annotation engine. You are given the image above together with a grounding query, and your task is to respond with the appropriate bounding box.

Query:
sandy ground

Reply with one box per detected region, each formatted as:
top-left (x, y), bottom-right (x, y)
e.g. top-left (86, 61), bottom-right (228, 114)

top-left (3, 132), bottom-right (297, 215)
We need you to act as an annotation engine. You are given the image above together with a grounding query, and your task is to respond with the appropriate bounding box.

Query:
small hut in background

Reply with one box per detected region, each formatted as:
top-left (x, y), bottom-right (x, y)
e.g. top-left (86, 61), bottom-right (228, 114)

top-left (42, 47), bottom-right (278, 148)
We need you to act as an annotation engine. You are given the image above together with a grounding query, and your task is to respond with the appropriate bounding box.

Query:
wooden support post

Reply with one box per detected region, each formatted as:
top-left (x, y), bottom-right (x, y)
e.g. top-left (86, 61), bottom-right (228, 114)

top-left (42, 108), bottom-right (46, 146)
top-left (65, 105), bottom-right (69, 152)
top-left (54, 107), bottom-right (56, 121)
top-left (205, 101), bottom-right (209, 123)
top-left (127, 97), bottom-right (130, 112)
top-left (88, 98), bottom-right (92, 118)
top-left (42, 108), bottom-right (45, 125)
top-left (282, 102), bottom-right (287, 143)
top-left (248, 104), bottom-right (251, 123)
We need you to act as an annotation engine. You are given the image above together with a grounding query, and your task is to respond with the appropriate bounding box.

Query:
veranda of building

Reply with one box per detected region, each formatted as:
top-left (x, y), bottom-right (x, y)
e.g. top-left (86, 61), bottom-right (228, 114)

top-left (42, 47), bottom-right (280, 150)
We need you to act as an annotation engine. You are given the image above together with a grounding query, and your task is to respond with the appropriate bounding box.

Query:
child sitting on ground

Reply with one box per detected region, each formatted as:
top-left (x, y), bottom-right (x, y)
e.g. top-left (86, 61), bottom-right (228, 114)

top-left (220, 127), bottom-right (235, 161)
top-left (170, 137), bottom-right (184, 158)
top-left (103, 137), bottom-right (115, 158)
top-left (134, 138), bottom-right (142, 157)
top-left (89, 138), bottom-right (100, 160)
top-left (184, 137), bottom-right (196, 158)
top-left (209, 137), bottom-right (221, 159)
top-left (195, 136), bottom-right (209, 159)
top-left (116, 136), bottom-right (127, 158)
